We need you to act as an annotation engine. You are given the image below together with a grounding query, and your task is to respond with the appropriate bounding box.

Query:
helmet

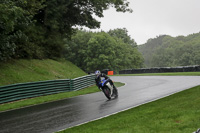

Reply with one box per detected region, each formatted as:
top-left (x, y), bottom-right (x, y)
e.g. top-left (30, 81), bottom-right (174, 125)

top-left (95, 70), bottom-right (101, 76)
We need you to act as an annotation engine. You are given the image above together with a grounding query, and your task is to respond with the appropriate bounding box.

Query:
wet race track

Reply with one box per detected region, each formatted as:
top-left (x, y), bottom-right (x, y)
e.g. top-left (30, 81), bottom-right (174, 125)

top-left (0, 76), bottom-right (200, 133)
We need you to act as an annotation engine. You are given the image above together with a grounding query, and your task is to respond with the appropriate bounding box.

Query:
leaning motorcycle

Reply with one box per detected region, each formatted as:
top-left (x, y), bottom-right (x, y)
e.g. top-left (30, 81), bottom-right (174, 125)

top-left (98, 78), bottom-right (118, 100)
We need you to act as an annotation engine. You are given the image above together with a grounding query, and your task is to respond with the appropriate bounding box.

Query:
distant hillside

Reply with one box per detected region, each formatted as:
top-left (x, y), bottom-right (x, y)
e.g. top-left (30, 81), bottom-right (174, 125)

top-left (0, 59), bottom-right (86, 86)
top-left (138, 32), bottom-right (200, 67)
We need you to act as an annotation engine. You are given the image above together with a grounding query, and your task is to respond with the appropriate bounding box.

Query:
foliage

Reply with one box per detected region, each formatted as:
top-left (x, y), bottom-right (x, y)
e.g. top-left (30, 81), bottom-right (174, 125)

top-left (138, 33), bottom-right (200, 67)
top-left (0, 0), bottom-right (45, 61)
top-left (38, 0), bottom-right (132, 36)
top-left (0, 0), bottom-right (132, 61)
top-left (138, 35), bottom-right (167, 67)
top-left (64, 30), bottom-right (143, 72)
top-left (108, 28), bottom-right (137, 47)
top-left (0, 1), bottom-right (26, 60)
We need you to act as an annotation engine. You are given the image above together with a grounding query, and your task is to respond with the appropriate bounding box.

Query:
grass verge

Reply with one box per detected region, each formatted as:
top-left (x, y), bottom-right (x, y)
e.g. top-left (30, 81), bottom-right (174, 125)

top-left (58, 85), bottom-right (200, 133)
top-left (0, 59), bottom-right (86, 86)
top-left (0, 82), bottom-right (125, 112)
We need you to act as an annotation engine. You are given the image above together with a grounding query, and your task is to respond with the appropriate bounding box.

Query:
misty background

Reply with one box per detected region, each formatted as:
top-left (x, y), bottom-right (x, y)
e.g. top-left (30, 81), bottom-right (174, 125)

top-left (93, 0), bottom-right (200, 44)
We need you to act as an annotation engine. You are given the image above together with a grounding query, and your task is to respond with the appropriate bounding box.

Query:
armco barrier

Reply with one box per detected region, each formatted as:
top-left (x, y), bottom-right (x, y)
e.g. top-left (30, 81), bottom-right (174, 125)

top-left (119, 65), bottom-right (200, 74)
top-left (73, 74), bottom-right (96, 91)
top-left (0, 74), bottom-right (95, 104)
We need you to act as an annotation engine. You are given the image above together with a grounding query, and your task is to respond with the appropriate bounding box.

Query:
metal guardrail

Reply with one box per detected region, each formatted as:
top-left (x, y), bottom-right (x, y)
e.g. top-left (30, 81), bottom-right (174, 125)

top-left (119, 65), bottom-right (200, 74)
top-left (0, 74), bottom-right (95, 104)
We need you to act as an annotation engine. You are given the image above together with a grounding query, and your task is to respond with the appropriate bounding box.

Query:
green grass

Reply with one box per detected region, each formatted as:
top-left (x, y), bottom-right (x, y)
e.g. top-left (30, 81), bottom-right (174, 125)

top-left (0, 82), bottom-right (125, 112)
top-left (0, 59), bottom-right (86, 86)
top-left (116, 72), bottom-right (200, 76)
top-left (58, 85), bottom-right (200, 133)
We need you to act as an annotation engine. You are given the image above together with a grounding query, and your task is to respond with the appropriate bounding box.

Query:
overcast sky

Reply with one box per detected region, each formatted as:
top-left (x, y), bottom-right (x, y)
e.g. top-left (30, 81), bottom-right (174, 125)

top-left (91, 0), bottom-right (200, 44)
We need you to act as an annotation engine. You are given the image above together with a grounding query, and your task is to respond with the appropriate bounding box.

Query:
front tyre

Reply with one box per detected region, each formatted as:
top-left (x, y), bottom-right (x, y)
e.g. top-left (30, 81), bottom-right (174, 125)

top-left (102, 86), bottom-right (111, 100)
top-left (113, 87), bottom-right (118, 98)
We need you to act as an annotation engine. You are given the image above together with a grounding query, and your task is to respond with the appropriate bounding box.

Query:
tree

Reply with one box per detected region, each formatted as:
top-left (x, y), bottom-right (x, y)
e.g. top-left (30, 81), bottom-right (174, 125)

top-left (1, 0), bottom-right (133, 61)
top-left (37, 0), bottom-right (132, 38)
top-left (64, 30), bottom-right (143, 72)
top-left (138, 35), bottom-right (168, 67)
top-left (139, 32), bottom-right (200, 67)
top-left (108, 28), bottom-right (137, 47)
top-left (0, 0), bottom-right (30, 61)
top-left (0, 0), bottom-right (46, 61)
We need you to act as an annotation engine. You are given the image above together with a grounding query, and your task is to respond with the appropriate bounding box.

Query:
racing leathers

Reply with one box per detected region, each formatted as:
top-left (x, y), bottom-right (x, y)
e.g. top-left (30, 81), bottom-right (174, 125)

top-left (95, 73), bottom-right (116, 90)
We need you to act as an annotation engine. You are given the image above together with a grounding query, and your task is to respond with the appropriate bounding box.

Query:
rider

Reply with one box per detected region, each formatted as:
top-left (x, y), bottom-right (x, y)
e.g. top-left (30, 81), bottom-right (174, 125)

top-left (95, 70), bottom-right (117, 92)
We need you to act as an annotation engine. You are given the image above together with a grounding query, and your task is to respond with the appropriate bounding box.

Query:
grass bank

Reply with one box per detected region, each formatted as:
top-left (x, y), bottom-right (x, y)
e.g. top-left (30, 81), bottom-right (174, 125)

top-left (0, 59), bottom-right (86, 86)
top-left (58, 85), bottom-right (200, 133)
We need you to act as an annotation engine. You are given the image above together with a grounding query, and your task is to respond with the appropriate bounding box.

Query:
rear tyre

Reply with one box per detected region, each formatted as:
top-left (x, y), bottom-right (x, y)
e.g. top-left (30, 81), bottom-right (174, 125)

top-left (102, 86), bottom-right (111, 100)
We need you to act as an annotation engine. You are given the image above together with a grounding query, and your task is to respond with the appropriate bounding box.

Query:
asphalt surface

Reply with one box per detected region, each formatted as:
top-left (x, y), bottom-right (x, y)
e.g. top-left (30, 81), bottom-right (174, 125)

top-left (0, 76), bottom-right (200, 133)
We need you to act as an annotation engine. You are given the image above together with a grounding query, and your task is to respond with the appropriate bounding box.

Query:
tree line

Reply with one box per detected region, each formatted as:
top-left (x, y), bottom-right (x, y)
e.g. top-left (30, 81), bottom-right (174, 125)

top-left (0, 0), bottom-right (144, 72)
top-left (138, 32), bottom-right (200, 67)
top-left (64, 29), bottom-right (144, 72)
top-left (0, 0), bottom-right (132, 61)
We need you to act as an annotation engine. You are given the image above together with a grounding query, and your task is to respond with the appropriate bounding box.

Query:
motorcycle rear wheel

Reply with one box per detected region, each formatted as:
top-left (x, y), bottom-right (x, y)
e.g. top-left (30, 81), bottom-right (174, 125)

top-left (102, 86), bottom-right (111, 100)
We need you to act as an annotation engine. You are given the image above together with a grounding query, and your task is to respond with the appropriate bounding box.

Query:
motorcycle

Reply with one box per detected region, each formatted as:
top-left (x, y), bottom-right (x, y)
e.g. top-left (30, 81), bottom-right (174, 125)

top-left (98, 78), bottom-right (118, 100)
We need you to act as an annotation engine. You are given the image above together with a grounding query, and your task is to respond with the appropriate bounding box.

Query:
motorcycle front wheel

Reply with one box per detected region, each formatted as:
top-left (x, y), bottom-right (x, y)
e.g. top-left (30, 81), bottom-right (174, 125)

top-left (102, 86), bottom-right (111, 100)
top-left (113, 87), bottom-right (118, 98)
